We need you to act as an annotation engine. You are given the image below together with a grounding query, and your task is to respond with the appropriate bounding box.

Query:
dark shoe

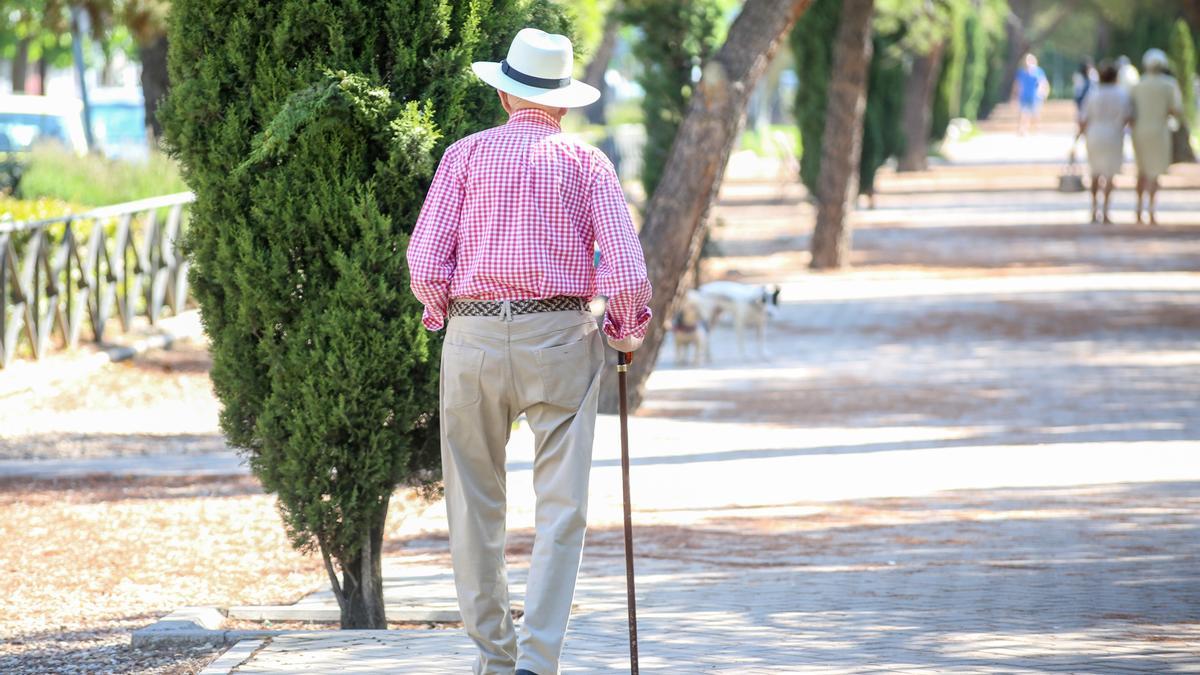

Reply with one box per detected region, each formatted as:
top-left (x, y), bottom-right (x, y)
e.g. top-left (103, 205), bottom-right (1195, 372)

top-left (515, 670), bottom-right (540, 675)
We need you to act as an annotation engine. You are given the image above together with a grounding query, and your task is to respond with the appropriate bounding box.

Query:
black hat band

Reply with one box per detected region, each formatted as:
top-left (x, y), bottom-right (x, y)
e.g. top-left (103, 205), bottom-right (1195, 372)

top-left (501, 60), bottom-right (571, 90)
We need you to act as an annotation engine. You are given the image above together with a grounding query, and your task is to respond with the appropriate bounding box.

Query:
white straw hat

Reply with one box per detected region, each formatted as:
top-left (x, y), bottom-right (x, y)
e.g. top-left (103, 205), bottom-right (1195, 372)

top-left (471, 28), bottom-right (600, 108)
top-left (1143, 48), bottom-right (1169, 71)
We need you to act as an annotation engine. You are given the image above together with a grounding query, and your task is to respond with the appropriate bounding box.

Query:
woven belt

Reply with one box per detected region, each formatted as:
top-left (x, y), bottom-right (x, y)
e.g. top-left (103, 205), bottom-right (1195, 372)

top-left (448, 296), bottom-right (588, 318)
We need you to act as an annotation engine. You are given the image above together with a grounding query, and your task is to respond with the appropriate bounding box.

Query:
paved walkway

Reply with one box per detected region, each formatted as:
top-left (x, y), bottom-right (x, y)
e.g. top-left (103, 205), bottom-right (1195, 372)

top-left (199, 106), bottom-right (1200, 673)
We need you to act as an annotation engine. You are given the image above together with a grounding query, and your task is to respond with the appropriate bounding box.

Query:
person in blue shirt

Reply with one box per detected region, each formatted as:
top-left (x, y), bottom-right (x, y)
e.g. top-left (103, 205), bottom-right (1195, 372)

top-left (1013, 53), bottom-right (1050, 135)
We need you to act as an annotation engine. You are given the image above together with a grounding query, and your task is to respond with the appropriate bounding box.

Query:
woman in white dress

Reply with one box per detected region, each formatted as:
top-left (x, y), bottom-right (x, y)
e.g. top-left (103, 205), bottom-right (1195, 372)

top-left (1131, 48), bottom-right (1185, 225)
top-left (1079, 62), bottom-right (1132, 224)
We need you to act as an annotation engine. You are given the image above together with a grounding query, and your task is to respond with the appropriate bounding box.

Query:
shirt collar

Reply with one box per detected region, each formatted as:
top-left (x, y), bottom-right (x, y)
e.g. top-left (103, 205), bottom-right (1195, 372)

top-left (507, 108), bottom-right (561, 131)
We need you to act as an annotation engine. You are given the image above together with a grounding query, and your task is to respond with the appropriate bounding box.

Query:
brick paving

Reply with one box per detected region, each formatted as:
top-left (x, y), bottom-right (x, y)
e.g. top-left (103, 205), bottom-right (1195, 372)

top-left (208, 109), bottom-right (1200, 672)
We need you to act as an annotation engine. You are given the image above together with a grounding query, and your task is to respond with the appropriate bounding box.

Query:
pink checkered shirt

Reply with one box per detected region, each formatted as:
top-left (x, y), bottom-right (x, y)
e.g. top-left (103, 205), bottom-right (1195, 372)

top-left (407, 108), bottom-right (652, 339)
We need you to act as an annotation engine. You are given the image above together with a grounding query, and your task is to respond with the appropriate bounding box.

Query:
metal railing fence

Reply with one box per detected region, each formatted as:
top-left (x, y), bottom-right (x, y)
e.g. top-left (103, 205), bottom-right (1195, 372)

top-left (0, 192), bottom-right (195, 368)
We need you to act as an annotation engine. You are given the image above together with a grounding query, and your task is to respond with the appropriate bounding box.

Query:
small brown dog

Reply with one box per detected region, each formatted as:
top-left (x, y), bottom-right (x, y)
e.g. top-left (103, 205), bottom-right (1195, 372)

top-left (672, 297), bottom-right (710, 366)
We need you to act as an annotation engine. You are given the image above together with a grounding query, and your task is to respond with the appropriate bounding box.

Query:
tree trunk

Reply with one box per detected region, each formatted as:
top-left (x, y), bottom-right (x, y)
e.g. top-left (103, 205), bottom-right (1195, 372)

top-left (810, 0), bottom-right (874, 270)
top-left (582, 8), bottom-right (620, 126)
top-left (600, 0), bottom-right (814, 413)
top-left (139, 34), bottom-right (170, 142)
top-left (1095, 19), bottom-right (1111, 57)
top-left (12, 39), bottom-right (30, 93)
top-left (35, 57), bottom-right (49, 96)
top-left (897, 42), bottom-right (944, 172)
top-left (323, 496), bottom-right (389, 629)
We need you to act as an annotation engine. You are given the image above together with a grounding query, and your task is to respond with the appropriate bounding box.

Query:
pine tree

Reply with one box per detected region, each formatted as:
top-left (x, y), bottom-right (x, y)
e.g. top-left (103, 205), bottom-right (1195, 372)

top-left (159, 0), bottom-right (568, 629)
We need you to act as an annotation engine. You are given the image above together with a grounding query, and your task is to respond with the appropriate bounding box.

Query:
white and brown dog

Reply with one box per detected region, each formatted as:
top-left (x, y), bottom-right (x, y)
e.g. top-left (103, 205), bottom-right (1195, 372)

top-left (688, 281), bottom-right (781, 360)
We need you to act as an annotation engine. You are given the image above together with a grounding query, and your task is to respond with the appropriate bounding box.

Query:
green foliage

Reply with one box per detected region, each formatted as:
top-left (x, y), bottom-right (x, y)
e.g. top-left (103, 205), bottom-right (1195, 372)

top-left (159, 0), bottom-right (564, 572)
top-left (1170, 19), bottom-right (1197, 126)
top-left (1104, 7), bottom-right (1177, 63)
top-left (16, 145), bottom-right (186, 206)
top-left (931, 0), bottom-right (967, 141)
top-left (860, 34), bottom-right (906, 196)
top-left (789, 0), bottom-right (841, 196)
top-left (621, 0), bottom-right (723, 197)
top-left (552, 0), bottom-right (610, 69)
top-left (874, 0), bottom-right (952, 57)
top-left (960, 13), bottom-right (987, 121)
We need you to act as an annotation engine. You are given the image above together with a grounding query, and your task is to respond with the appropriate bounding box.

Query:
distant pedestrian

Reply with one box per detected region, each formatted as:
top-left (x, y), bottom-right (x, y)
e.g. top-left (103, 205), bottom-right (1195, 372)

top-left (1014, 54), bottom-right (1050, 135)
top-left (1117, 55), bottom-right (1140, 92)
top-left (1131, 48), bottom-right (1184, 225)
top-left (1073, 59), bottom-right (1097, 111)
top-left (1079, 62), bottom-right (1131, 224)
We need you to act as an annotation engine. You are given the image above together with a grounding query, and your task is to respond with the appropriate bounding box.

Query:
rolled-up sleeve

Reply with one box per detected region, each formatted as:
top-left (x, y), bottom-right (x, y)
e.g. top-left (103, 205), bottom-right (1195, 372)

top-left (407, 142), bottom-right (464, 331)
top-left (590, 158), bottom-right (652, 340)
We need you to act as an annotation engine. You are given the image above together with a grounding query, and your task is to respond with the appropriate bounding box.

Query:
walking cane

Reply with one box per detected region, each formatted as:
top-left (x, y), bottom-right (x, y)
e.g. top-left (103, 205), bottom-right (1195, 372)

top-left (615, 350), bottom-right (640, 674)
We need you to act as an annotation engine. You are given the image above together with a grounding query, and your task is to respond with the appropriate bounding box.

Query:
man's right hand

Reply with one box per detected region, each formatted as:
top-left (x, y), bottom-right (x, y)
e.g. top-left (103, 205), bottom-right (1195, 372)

top-left (607, 335), bottom-right (644, 352)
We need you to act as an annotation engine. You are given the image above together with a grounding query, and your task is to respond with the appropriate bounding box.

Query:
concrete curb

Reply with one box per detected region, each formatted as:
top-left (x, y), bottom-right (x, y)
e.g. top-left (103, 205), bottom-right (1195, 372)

top-left (132, 605), bottom-right (464, 649)
top-left (197, 638), bottom-right (267, 675)
top-left (227, 605), bottom-right (460, 623)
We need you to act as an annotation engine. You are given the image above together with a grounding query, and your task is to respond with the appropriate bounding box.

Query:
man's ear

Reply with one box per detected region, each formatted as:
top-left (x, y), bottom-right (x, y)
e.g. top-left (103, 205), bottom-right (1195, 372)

top-left (498, 90), bottom-right (513, 114)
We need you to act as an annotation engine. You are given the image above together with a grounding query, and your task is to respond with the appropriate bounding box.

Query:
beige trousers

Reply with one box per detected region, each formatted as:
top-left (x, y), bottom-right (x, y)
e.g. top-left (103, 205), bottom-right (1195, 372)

top-left (440, 305), bottom-right (606, 675)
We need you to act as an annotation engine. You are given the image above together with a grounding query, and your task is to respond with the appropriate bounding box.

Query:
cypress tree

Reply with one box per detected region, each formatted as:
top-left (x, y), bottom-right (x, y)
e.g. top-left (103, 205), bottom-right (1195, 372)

top-left (1169, 18), bottom-right (1196, 126)
top-left (789, 0), bottom-right (841, 197)
top-left (959, 10), bottom-right (987, 121)
top-left (859, 33), bottom-right (906, 199)
top-left (794, 3), bottom-right (903, 200)
top-left (160, 0), bottom-right (568, 629)
top-left (930, 0), bottom-right (967, 141)
top-left (621, 0), bottom-right (722, 198)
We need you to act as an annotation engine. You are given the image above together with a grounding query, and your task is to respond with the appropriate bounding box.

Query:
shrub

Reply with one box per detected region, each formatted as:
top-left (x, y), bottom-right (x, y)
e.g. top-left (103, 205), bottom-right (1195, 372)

top-left (0, 196), bottom-right (79, 224)
top-left (159, 0), bottom-right (568, 628)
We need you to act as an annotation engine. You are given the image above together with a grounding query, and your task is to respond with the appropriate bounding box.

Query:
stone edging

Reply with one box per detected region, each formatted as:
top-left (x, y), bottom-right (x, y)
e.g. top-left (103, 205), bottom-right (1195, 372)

top-left (131, 605), bottom-right (463, 648)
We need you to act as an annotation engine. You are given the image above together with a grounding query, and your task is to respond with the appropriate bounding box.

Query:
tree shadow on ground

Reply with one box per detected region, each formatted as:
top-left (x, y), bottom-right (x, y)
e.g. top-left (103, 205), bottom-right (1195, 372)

top-left (516, 480), bottom-right (1200, 672)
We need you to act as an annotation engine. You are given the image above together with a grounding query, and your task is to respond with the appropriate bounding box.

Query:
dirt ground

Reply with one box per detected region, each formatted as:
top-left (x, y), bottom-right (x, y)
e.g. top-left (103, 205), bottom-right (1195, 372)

top-left (0, 474), bottom-right (427, 674)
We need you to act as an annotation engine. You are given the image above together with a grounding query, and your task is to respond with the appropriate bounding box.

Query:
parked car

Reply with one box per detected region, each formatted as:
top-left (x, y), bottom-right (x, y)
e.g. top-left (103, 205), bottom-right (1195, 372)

top-left (90, 89), bottom-right (150, 162)
top-left (0, 95), bottom-right (89, 190)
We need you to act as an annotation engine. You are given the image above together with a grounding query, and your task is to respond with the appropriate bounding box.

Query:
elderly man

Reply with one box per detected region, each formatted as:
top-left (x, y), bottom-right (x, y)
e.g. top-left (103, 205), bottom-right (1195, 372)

top-left (407, 28), bottom-right (653, 675)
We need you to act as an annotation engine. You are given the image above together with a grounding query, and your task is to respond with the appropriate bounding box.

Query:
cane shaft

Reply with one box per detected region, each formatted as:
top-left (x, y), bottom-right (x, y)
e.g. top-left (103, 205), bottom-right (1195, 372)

top-left (617, 351), bottom-right (639, 674)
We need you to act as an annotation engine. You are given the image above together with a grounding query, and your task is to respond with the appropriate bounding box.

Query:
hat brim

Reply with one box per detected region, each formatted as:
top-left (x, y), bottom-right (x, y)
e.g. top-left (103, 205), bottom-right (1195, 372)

top-left (471, 62), bottom-right (600, 108)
